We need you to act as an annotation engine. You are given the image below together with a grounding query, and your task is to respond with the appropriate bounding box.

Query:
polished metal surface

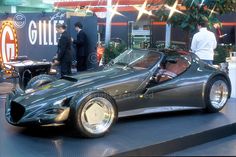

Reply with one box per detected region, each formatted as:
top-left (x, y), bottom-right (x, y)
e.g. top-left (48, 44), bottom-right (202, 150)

top-left (210, 80), bottom-right (229, 109)
top-left (4, 49), bottom-right (232, 134)
top-left (81, 97), bottom-right (115, 134)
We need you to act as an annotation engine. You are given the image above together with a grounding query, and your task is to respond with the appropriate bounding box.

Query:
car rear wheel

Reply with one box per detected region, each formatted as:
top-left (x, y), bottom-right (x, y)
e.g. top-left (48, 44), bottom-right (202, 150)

top-left (25, 74), bottom-right (56, 90)
top-left (71, 93), bottom-right (117, 138)
top-left (205, 76), bottom-right (229, 113)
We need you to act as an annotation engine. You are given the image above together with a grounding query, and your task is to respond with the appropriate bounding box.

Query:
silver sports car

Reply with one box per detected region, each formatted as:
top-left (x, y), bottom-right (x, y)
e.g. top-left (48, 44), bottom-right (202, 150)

top-left (5, 49), bottom-right (231, 138)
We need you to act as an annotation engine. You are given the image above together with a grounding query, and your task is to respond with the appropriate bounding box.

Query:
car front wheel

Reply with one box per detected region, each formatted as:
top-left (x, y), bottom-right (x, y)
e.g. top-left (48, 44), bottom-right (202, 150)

top-left (71, 93), bottom-right (117, 138)
top-left (205, 76), bottom-right (230, 113)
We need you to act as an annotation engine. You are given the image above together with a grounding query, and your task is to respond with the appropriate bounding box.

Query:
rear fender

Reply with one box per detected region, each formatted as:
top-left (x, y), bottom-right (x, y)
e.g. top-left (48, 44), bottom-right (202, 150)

top-left (206, 72), bottom-right (232, 98)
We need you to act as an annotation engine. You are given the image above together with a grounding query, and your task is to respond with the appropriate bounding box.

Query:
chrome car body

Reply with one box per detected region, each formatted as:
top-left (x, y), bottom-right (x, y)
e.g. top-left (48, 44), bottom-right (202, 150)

top-left (5, 49), bottom-right (231, 137)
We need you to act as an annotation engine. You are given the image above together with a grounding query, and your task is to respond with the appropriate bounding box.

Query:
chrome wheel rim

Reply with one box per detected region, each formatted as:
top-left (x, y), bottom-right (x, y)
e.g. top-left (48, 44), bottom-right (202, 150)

top-left (210, 80), bottom-right (228, 109)
top-left (80, 97), bottom-right (115, 134)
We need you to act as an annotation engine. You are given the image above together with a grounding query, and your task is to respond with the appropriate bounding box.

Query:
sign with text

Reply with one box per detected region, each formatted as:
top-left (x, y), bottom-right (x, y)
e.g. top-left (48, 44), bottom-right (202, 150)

top-left (0, 12), bottom-right (66, 63)
top-left (0, 21), bottom-right (18, 67)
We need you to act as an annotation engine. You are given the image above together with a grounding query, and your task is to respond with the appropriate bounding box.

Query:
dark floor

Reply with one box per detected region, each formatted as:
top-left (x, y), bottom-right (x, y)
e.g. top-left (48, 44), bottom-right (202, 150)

top-left (169, 134), bottom-right (236, 156)
top-left (0, 93), bottom-right (236, 156)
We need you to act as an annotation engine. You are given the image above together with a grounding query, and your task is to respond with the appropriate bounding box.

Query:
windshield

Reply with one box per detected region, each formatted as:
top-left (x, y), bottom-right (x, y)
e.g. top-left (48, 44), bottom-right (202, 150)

top-left (107, 49), bottom-right (162, 69)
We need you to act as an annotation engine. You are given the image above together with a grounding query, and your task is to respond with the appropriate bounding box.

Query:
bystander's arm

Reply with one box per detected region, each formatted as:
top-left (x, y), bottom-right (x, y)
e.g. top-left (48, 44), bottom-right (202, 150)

top-left (191, 35), bottom-right (197, 53)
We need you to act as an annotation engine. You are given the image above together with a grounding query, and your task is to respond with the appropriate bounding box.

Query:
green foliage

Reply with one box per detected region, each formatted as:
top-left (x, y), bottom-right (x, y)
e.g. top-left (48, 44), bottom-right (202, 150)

top-left (215, 0), bottom-right (236, 13)
top-left (214, 44), bottom-right (235, 64)
top-left (153, 0), bottom-right (236, 63)
top-left (153, 0), bottom-right (236, 33)
top-left (103, 42), bottom-right (126, 64)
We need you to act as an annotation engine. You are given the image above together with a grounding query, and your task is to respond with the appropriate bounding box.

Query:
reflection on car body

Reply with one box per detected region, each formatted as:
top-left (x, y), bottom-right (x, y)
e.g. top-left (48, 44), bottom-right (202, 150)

top-left (5, 49), bottom-right (231, 138)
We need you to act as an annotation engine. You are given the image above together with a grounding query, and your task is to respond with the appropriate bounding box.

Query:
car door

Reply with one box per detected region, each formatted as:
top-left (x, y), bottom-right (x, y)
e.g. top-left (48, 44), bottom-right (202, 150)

top-left (116, 51), bottom-right (164, 112)
top-left (143, 54), bottom-right (204, 109)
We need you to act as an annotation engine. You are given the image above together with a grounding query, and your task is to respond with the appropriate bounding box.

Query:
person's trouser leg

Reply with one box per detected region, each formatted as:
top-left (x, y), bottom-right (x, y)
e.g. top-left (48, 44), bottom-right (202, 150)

top-left (77, 56), bottom-right (87, 72)
top-left (61, 62), bottom-right (72, 76)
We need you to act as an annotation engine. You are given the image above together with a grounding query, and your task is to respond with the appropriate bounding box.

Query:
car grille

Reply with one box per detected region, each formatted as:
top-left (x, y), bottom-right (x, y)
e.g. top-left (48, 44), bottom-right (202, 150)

top-left (10, 101), bottom-right (25, 123)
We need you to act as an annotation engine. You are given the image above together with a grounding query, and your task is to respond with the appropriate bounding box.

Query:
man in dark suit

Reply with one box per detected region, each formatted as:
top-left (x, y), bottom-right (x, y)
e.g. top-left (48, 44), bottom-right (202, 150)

top-left (72, 22), bottom-right (88, 72)
top-left (54, 23), bottom-right (72, 76)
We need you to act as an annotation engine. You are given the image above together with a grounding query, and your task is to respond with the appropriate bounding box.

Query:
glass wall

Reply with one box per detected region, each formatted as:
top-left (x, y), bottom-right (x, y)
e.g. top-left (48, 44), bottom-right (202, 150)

top-left (128, 17), bottom-right (151, 49)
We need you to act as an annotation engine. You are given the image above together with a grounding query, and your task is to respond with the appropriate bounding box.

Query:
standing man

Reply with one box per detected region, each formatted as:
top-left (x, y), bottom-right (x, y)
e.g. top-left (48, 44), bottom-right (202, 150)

top-left (191, 19), bottom-right (217, 65)
top-left (55, 23), bottom-right (72, 76)
top-left (72, 22), bottom-right (88, 72)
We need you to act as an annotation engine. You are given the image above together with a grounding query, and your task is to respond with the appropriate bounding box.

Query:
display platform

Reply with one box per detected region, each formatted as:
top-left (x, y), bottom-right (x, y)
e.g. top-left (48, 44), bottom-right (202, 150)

top-left (169, 134), bottom-right (236, 156)
top-left (0, 96), bottom-right (236, 157)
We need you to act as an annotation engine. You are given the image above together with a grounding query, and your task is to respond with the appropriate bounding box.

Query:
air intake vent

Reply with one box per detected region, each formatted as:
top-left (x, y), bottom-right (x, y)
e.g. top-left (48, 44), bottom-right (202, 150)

top-left (61, 76), bottom-right (77, 82)
top-left (10, 101), bottom-right (25, 123)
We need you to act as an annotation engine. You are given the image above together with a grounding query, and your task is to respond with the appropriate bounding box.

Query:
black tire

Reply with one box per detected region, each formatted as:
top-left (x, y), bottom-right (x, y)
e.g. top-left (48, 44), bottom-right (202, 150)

top-left (69, 92), bottom-right (117, 138)
top-left (204, 76), bottom-right (230, 113)
top-left (25, 74), bottom-right (56, 90)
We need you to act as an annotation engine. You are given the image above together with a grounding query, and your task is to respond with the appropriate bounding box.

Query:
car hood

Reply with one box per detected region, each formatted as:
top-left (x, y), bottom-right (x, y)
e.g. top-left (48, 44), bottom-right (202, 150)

top-left (12, 67), bottom-right (149, 107)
